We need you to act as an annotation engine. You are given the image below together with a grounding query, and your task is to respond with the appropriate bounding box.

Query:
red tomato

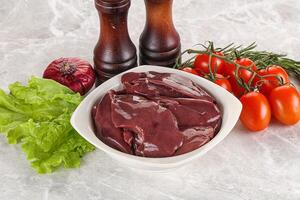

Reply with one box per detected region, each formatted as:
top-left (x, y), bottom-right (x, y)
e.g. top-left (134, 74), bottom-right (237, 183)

top-left (269, 85), bottom-right (300, 125)
top-left (223, 62), bottom-right (245, 96)
top-left (181, 67), bottom-right (199, 75)
top-left (240, 92), bottom-right (271, 132)
top-left (194, 52), bottom-right (225, 75)
top-left (214, 74), bottom-right (232, 92)
top-left (229, 76), bottom-right (246, 97)
top-left (223, 62), bottom-right (236, 77)
top-left (254, 65), bottom-right (289, 97)
top-left (223, 58), bottom-right (257, 97)
top-left (235, 58), bottom-right (258, 82)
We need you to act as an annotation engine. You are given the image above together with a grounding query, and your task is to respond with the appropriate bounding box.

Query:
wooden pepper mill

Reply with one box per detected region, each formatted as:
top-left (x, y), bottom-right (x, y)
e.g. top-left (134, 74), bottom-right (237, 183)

top-left (139, 0), bottom-right (181, 67)
top-left (94, 0), bottom-right (137, 84)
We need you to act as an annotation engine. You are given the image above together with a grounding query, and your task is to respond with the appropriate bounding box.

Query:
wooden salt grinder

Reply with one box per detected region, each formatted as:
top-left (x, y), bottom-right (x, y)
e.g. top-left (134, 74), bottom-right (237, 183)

top-left (139, 0), bottom-right (181, 67)
top-left (94, 0), bottom-right (137, 85)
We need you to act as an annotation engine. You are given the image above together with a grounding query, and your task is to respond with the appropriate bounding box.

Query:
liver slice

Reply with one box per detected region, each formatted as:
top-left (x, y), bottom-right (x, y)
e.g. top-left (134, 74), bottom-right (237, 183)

top-left (122, 71), bottom-right (214, 101)
top-left (110, 93), bottom-right (183, 157)
top-left (93, 92), bottom-right (132, 154)
top-left (93, 72), bottom-right (222, 157)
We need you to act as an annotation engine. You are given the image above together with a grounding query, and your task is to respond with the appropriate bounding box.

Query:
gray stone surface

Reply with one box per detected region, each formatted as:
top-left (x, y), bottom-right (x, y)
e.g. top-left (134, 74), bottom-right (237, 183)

top-left (0, 0), bottom-right (300, 199)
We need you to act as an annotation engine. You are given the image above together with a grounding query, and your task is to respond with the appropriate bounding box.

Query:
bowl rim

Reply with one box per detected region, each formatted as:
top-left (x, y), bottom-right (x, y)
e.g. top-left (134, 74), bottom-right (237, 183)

top-left (71, 65), bottom-right (242, 167)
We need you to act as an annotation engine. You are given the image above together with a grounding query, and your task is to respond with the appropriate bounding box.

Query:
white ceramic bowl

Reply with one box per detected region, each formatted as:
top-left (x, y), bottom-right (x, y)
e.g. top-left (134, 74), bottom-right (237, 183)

top-left (71, 65), bottom-right (242, 171)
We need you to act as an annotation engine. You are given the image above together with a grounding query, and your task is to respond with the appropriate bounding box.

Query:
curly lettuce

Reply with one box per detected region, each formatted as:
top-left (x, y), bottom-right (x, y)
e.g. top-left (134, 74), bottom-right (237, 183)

top-left (0, 77), bottom-right (94, 173)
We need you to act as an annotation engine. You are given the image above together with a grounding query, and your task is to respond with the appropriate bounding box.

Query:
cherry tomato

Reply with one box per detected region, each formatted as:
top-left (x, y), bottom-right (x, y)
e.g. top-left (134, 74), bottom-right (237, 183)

top-left (235, 58), bottom-right (258, 82)
top-left (223, 62), bottom-right (236, 77)
top-left (194, 52), bottom-right (225, 75)
top-left (181, 67), bottom-right (199, 75)
top-left (223, 62), bottom-right (244, 96)
top-left (269, 85), bottom-right (300, 125)
top-left (254, 65), bottom-right (289, 97)
top-left (228, 75), bottom-right (246, 98)
top-left (213, 74), bottom-right (232, 92)
top-left (240, 92), bottom-right (271, 132)
top-left (223, 58), bottom-right (257, 97)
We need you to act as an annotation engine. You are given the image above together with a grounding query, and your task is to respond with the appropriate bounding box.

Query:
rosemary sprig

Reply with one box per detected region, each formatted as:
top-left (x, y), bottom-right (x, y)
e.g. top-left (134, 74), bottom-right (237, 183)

top-left (243, 51), bottom-right (300, 78)
top-left (174, 42), bottom-right (300, 79)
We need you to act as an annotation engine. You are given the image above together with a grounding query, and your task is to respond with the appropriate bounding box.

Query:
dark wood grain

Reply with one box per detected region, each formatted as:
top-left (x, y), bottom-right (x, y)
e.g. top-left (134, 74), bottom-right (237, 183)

top-left (139, 0), bottom-right (181, 67)
top-left (94, 0), bottom-right (137, 85)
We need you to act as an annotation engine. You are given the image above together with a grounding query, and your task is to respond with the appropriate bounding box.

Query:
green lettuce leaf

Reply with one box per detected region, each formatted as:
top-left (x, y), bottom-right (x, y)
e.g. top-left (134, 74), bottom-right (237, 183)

top-left (0, 77), bottom-right (94, 173)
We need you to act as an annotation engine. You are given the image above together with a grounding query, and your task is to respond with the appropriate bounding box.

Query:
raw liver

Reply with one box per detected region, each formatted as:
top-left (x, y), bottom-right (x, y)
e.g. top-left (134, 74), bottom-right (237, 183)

top-left (110, 93), bottom-right (183, 157)
top-left (122, 71), bottom-right (214, 101)
top-left (93, 72), bottom-right (222, 157)
top-left (93, 92), bottom-right (132, 154)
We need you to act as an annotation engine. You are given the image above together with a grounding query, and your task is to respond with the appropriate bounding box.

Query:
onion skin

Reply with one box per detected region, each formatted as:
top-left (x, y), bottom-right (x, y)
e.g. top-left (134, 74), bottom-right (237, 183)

top-left (43, 57), bottom-right (96, 95)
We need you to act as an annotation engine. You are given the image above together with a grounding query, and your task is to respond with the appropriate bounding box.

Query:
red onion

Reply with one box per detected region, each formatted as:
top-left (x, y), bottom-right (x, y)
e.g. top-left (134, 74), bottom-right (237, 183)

top-left (43, 57), bottom-right (96, 95)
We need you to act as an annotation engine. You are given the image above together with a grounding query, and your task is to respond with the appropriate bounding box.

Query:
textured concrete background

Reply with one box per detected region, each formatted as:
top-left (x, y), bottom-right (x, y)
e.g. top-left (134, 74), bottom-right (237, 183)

top-left (0, 0), bottom-right (300, 199)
